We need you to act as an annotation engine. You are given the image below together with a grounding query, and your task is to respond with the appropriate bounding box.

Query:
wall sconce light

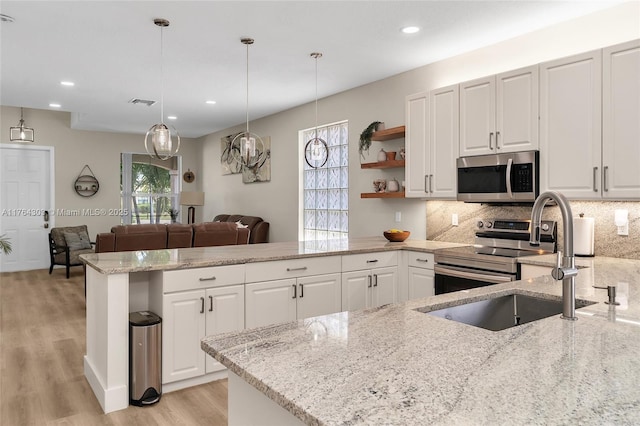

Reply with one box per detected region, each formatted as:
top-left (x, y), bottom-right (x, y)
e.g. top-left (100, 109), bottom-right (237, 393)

top-left (180, 191), bottom-right (205, 224)
top-left (614, 209), bottom-right (629, 236)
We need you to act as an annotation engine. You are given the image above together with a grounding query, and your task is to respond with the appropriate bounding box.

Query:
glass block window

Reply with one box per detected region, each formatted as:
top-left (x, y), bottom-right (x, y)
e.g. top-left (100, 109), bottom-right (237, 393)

top-left (301, 121), bottom-right (348, 245)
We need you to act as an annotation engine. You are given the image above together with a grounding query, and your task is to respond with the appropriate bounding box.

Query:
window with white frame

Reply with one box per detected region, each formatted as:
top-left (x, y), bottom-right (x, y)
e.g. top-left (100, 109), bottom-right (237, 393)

top-left (300, 121), bottom-right (349, 245)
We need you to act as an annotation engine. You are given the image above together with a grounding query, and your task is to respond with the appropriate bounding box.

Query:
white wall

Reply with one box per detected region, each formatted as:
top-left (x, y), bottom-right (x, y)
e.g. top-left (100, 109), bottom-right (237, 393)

top-left (200, 2), bottom-right (640, 243)
top-left (0, 107), bottom-right (202, 239)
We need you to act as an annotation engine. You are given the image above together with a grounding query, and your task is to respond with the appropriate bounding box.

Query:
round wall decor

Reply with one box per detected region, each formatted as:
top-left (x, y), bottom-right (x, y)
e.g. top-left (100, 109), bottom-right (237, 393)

top-left (74, 165), bottom-right (99, 197)
top-left (183, 169), bottom-right (195, 183)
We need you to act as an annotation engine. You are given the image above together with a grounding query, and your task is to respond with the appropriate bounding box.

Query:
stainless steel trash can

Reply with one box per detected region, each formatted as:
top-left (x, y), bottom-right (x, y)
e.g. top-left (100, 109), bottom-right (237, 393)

top-left (129, 311), bottom-right (162, 406)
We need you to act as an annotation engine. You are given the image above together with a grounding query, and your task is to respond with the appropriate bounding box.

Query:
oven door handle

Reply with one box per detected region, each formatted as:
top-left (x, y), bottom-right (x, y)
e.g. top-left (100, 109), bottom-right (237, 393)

top-left (505, 157), bottom-right (513, 199)
top-left (434, 265), bottom-right (513, 283)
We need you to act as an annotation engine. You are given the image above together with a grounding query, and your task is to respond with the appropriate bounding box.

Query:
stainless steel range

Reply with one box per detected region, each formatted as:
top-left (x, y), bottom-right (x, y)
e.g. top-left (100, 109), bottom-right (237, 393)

top-left (434, 218), bottom-right (557, 294)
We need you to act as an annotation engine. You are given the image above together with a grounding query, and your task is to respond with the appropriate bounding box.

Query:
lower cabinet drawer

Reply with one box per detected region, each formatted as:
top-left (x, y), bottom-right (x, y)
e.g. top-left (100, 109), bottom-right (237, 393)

top-left (342, 251), bottom-right (397, 272)
top-left (245, 256), bottom-right (341, 283)
top-left (407, 252), bottom-right (435, 269)
top-left (163, 264), bottom-right (245, 293)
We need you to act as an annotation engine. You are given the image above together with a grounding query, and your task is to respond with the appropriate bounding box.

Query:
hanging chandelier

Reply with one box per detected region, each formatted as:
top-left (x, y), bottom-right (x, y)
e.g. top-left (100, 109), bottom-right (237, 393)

top-left (230, 38), bottom-right (266, 168)
top-left (145, 18), bottom-right (180, 160)
top-left (304, 52), bottom-right (328, 168)
top-left (10, 107), bottom-right (34, 142)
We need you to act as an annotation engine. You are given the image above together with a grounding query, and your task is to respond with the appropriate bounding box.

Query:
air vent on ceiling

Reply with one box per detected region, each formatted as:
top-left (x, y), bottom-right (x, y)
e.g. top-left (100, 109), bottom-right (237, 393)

top-left (128, 98), bottom-right (156, 107)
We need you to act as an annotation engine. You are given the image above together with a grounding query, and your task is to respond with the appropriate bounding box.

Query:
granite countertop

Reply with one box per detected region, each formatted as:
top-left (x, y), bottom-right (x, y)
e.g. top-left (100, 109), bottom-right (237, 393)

top-left (202, 256), bottom-right (640, 425)
top-left (80, 237), bottom-right (467, 274)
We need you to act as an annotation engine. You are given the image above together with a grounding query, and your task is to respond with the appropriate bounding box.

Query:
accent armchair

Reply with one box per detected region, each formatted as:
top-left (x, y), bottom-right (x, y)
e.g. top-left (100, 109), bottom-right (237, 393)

top-left (49, 225), bottom-right (95, 278)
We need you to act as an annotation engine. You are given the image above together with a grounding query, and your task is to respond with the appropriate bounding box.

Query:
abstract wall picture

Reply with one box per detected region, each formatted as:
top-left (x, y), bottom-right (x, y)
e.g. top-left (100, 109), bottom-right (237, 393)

top-left (220, 133), bottom-right (243, 175)
top-left (242, 136), bottom-right (271, 183)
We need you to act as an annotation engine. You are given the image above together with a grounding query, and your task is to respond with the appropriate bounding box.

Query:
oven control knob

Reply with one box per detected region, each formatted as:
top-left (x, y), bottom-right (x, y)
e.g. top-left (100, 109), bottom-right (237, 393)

top-left (485, 221), bottom-right (493, 229)
top-left (541, 223), bottom-right (550, 232)
top-left (477, 221), bottom-right (484, 229)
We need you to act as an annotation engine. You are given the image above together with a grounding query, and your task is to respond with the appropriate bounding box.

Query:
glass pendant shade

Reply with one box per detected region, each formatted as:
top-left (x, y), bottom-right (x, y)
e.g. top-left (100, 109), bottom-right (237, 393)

top-left (145, 123), bottom-right (180, 160)
top-left (304, 52), bottom-right (328, 168)
top-left (145, 18), bottom-right (180, 160)
top-left (229, 37), bottom-right (266, 168)
top-left (10, 108), bottom-right (34, 142)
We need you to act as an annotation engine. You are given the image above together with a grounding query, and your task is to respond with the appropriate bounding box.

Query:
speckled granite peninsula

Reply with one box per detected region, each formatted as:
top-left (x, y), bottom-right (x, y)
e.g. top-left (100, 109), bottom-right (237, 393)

top-left (202, 256), bottom-right (640, 425)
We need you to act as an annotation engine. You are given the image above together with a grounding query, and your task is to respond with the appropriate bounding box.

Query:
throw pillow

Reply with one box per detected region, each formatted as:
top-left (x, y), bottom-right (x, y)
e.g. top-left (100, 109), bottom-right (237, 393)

top-left (235, 221), bottom-right (249, 229)
top-left (64, 231), bottom-right (92, 251)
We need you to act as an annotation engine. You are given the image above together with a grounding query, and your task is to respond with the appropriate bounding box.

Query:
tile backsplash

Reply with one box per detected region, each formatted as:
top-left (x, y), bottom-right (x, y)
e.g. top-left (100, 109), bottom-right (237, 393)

top-left (426, 201), bottom-right (640, 260)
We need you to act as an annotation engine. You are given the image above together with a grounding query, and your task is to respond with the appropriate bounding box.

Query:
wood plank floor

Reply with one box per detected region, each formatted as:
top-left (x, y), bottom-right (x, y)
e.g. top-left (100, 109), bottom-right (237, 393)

top-left (0, 268), bottom-right (229, 425)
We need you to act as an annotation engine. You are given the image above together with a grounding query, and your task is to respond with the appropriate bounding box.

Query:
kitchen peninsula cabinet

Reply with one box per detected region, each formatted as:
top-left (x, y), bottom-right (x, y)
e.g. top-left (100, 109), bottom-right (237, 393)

top-left (459, 65), bottom-right (539, 157)
top-left (244, 256), bottom-right (342, 329)
top-left (407, 252), bottom-right (435, 299)
top-left (149, 265), bottom-right (245, 385)
top-left (405, 86), bottom-right (458, 199)
top-left (341, 251), bottom-right (398, 311)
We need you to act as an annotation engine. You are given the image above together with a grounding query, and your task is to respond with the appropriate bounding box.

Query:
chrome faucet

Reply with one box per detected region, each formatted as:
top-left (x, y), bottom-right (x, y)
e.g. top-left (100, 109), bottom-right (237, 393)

top-left (529, 191), bottom-right (579, 320)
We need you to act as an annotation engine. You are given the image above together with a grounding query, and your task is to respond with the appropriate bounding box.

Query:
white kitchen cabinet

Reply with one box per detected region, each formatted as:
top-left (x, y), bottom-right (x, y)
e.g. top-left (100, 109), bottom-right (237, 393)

top-left (405, 85), bottom-right (458, 199)
top-left (540, 50), bottom-right (602, 199)
top-left (460, 66), bottom-right (538, 157)
top-left (341, 251), bottom-right (398, 311)
top-left (244, 256), bottom-right (342, 329)
top-left (407, 252), bottom-right (435, 300)
top-left (245, 274), bottom-right (342, 329)
top-left (602, 39), bottom-right (640, 199)
top-left (405, 91), bottom-right (429, 197)
top-left (149, 264), bottom-right (245, 384)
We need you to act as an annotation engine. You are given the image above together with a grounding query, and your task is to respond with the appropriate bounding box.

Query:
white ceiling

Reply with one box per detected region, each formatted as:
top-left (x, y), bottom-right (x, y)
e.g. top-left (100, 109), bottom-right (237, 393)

top-left (0, 1), bottom-right (624, 138)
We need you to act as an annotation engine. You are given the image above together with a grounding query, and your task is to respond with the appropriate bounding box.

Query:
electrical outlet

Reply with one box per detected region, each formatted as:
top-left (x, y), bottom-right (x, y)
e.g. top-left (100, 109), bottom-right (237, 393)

top-left (395, 211), bottom-right (401, 223)
top-left (452, 213), bottom-right (459, 226)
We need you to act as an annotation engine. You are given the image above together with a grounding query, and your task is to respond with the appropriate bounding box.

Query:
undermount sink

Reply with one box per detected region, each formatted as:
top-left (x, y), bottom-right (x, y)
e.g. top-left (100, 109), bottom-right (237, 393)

top-left (422, 294), bottom-right (595, 332)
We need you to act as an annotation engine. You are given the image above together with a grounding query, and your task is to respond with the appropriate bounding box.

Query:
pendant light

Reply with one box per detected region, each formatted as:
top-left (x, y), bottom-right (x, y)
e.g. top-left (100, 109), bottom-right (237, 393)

top-left (230, 38), bottom-right (266, 168)
top-left (10, 107), bottom-right (34, 142)
top-left (304, 52), bottom-right (328, 168)
top-left (145, 18), bottom-right (180, 160)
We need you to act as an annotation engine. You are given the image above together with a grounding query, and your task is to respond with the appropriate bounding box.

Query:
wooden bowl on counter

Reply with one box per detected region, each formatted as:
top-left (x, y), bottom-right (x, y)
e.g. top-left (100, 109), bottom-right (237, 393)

top-left (383, 230), bottom-right (410, 242)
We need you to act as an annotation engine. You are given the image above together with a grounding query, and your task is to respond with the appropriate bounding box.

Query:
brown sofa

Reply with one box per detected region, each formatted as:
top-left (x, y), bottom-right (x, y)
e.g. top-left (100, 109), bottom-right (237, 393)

top-left (95, 222), bottom-right (249, 253)
top-left (213, 214), bottom-right (269, 244)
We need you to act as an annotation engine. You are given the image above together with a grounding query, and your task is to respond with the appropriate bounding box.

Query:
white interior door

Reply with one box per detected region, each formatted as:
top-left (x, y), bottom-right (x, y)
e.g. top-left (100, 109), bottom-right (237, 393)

top-left (0, 145), bottom-right (54, 272)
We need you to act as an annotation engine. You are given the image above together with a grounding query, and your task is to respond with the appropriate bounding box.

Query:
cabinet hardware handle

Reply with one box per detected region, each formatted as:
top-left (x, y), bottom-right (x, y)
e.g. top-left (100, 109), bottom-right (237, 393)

top-left (286, 267), bottom-right (307, 272)
top-left (496, 131), bottom-right (501, 149)
top-left (593, 167), bottom-right (598, 192)
top-left (429, 174), bottom-right (433, 193)
top-left (417, 258), bottom-right (429, 263)
top-left (424, 175), bottom-right (429, 194)
top-left (199, 276), bottom-right (216, 282)
top-left (200, 297), bottom-right (205, 314)
top-left (368, 275), bottom-right (372, 288)
top-left (209, 295), bottom-right (213, 312)
top-left (489, 132), bottom-right (494, 150)
top-left (366, 259), bottom-right (379, 264)
top-left (292, 284), bottom-right (297, 299)
top-left (299, 284), bottom-right (304, 298)
top-left (373, 274), bottom-right (378, 287)
top-left (603, 166), bottom-right (609, 192)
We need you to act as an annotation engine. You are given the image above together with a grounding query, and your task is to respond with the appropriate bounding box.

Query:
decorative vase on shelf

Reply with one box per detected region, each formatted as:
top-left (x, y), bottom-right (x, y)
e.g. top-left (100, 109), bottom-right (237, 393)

top-left (387, 178), bottom-right (400, 192)
top-left (377, 149), bottom-right (387, 162)
top-left (386, 151), bottom-right (397, 161)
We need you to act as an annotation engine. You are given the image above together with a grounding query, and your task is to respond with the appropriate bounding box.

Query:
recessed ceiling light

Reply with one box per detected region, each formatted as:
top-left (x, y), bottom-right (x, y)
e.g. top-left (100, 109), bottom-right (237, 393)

top-left (401, 26), bottom-right (420, 34)
top-left (205, 100), bottom-right (217, 105)
top-left (167, 116), bottom-right (177, 120)
top-left (49, 103), bottom-right (61, 108)
top-left (60, 81), bottom-right (75, 86)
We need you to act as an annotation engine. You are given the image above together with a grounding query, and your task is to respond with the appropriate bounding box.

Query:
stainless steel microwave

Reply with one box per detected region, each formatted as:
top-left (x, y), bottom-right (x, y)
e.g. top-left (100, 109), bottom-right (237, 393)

top-left (457, 151), bottom-right (539, 203)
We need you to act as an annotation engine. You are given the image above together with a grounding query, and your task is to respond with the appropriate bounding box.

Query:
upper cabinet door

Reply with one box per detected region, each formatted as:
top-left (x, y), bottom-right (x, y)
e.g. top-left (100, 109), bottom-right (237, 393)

top-left (405, 92), bottom-right (429, 198)
top-left (603, 39), bottom-right (640, 199)
top-left (460, 76), bottom-right (496, 157)
top-left (496, 65), bottom-right (539, 153)
top-left (429, 84), bottom-right (459, 198)
top-left (540, 50), bottom-right (602, 199)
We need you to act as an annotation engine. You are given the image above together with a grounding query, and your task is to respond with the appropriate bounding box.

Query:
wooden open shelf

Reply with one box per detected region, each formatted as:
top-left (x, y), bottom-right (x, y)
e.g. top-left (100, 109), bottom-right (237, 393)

top-left (371, 125), bottom-right (405, 141)
top-left (361, 191), bottom-right (405, 199)
top-left (360, 159), bottom-right (405, 169)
